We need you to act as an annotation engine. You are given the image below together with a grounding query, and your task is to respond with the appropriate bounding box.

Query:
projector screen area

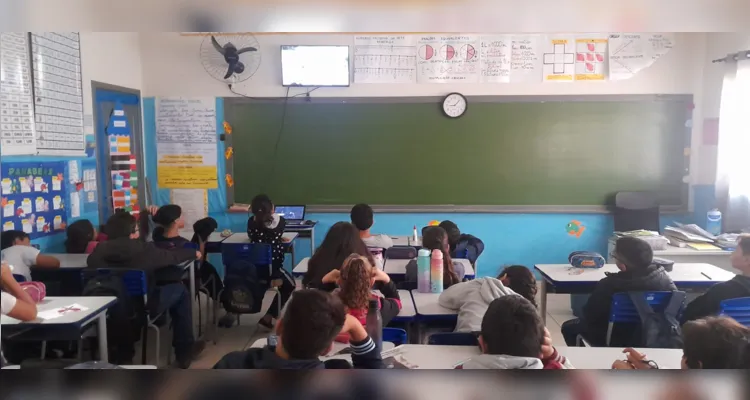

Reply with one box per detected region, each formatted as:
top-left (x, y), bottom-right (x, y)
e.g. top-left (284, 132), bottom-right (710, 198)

top-left (281, 45), bottom-right (350, 87)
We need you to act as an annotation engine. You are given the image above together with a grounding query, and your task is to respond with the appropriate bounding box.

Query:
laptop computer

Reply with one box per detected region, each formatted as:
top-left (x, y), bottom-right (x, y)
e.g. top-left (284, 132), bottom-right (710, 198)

top-left (276, 205), bottom-right (306, 225)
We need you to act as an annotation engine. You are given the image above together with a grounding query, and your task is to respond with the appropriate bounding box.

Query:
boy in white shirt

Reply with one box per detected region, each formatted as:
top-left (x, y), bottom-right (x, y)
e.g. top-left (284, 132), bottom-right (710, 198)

top-left (350, 204), bottom-right (393, 249)
top-left (1, 230), bottom-right (60, 281)
top-left (1, 261), bottom-right (38, 366)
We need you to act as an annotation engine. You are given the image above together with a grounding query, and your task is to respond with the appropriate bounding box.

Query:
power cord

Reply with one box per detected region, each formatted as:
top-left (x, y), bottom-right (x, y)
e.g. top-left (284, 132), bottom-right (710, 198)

top-left (265, 86), bottom-right (291, 190)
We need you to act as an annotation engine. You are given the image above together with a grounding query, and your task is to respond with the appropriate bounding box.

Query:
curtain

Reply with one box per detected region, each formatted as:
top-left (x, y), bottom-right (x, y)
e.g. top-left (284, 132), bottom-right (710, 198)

top-left (716, 54), bottom-right (750, 232)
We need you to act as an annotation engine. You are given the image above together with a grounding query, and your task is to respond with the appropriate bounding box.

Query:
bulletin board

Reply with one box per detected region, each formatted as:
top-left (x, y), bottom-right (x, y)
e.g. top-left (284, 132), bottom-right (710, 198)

top-left (1, 161), bottom-right (68, 238)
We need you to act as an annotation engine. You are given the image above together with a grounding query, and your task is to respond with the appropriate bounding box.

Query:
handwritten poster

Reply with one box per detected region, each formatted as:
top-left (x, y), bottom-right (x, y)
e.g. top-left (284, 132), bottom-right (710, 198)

top-left (354, 36), bottom-right (416, 84)
top-left (542, 35), bottom-right (576, 82)
top-left (575, 36), bottom-right (608, 81)
top-left (417, 35), bottom-right (480, 83)
top-left (1, 161), bottom-right (67, 238)
top-left (479, 36), bottom-right (511, 83)
top-left (0, 32), bottom-right (36, 155)
top-left (171, 189), bottom-right (208, 230)
top-left (510, 35), bottom-right (542, 83)
top-left (608, 33), bottom-right (674, 80)
top-left (156, 98), bottom-right (218, 189)
top-left (81, 161), bottom-right (99, 214)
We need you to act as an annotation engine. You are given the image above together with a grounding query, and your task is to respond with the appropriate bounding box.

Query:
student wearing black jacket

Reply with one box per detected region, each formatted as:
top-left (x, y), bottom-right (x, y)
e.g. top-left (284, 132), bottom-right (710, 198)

top-left (86, 211), bottom-right (203, 368)
top-left (681, 236), bottom-right (750, 324)
top-left (561, 237), bottom-right (677, 346)
top-left (439, 220), bottom-right (485, 265)
top-left (214, 289), bottom-right (383, 369)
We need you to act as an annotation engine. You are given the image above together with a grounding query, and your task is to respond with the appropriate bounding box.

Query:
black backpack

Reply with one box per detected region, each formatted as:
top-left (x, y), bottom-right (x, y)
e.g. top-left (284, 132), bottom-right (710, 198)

top-left (629, 291), bottom-right (686, 348)
top-left (82, 274), bottom-right (138, 363)
top-left (221, 260), bottom-right (265, 314)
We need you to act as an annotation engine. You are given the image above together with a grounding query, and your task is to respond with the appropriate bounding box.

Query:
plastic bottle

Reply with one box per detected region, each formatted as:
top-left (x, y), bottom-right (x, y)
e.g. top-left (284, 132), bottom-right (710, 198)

top-left (412, 225), bottom-right (419, 245)
top-left (416, 248), bottom-right (432, 293)
top-left (366, 299), bottom-right (383, 352)
top-left (430, 249), bottom-right (444, 294)
top-left (706, 209), bottom-right (722, 236)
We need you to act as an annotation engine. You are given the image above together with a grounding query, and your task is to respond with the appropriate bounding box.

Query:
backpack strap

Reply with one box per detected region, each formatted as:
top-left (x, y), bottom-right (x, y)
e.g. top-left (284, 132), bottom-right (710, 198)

top-left (628, 292), bottom-right (656, 319)
top-left (663, 291), bottom-right (687, 319)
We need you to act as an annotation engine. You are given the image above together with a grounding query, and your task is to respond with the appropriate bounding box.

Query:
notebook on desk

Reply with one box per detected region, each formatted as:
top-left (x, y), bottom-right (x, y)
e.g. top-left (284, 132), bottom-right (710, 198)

top-left (276, 205), bottom-right (306, 225)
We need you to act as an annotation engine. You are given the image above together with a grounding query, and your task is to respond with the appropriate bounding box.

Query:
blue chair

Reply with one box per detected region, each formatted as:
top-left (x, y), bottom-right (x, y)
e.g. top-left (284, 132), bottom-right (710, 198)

top-left (427, 332), bottom-right (479, 346)
top-left (720, 297), bottom-right (750, 327)
top-left (12, 274), bottom-right (26, 282)
top-left (382, 328), bottom-right (408, 346)
top-left (385, 246), bottom-right (417, 260)
top-left (219, 243), bottom-right (278, 325)
top-left (185, 242), bottom-right (216, 342)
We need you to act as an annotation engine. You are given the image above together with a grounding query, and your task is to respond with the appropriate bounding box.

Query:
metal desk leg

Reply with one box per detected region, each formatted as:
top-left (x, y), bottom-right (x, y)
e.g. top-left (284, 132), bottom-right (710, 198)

top-left (540, 280), bottom-right (548, 325)
top-left (97, 312), bottom-right (109, 363)
top-left (309, 227), bottom-right (315, 255)
top-left (190, 261), bottom-right (197, 338)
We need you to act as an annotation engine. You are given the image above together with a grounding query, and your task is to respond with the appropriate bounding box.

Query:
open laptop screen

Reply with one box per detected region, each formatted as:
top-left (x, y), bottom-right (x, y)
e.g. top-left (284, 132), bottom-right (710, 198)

top-left (275, 206), bottom-right (305, 221)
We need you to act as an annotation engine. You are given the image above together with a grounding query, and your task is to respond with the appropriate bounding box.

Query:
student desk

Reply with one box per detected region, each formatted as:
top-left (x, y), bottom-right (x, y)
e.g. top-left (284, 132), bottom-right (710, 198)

top-left (393, 290), bottom-right (416, 322)
top-left (1, 296), bottom-right (117, 363)
top-left (42, 253), bottom-right (88, 269)
top-left (391, 236), bottom-right (421, 247)
top-left (292, 257), bottom-right (310, 277)
top-left (409, 290), bottom-right (457, 321)
top-left (384, 258), bottom-right (475, 280)
top-left (285, 222), bottom-right (317, 257)
top-left (30, 254), bottom-right (90, 297)
top-left (248, 338), bottom-right (395, 354)
top-left (223, 232), bottom-right (299, 266)
top-left (178, 231), bottom-right (229, 253)
top-left (534, 263), bottom-right (736, 324)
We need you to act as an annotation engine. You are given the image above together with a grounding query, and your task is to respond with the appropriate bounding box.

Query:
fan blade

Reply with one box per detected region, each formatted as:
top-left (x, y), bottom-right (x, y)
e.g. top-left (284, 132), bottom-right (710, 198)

top-left (236, 47), bottom-right (257, 55)
top-left (211, 36), bottom-right (225, 55)
top-left (223, 63), bottom-right (235, 80)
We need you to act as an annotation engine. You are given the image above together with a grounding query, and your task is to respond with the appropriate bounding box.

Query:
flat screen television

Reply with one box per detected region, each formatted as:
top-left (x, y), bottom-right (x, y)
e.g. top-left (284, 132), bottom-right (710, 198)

top-left (281, 45), bottom-right (350, 87)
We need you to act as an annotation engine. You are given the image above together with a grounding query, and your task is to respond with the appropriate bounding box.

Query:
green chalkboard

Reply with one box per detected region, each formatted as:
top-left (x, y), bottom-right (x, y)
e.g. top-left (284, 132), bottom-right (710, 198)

top-left (224, 95), bottom-right (690, 206)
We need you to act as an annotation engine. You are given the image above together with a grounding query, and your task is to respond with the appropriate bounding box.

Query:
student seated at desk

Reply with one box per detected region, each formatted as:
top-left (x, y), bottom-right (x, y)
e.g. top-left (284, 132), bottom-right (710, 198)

top-left (1, 230), bottom-right (60, 281)
top-left (87, 211), bottom-right (205, 368)
top-left (457, 296), bottom-right (572, 369)
top-left (65, 219), bottom-right (99, 254)
top-left (405, 226), bottom-right (463, 289)
top-left (439, 220), bottom-right (485, 265)
top-left (213, 289), bottom-right (383, 369)
top-left (681, 235), bottom-right (750, 324)
top-left (350, 204), bottom-right (393, 249)
top-left (1, 261), bottom-right (38, 367)
top-left (303, 222), bottom-right (376, 291)
top-left (439, 265), bottom-right (537, 333)
top-left (612, 317), bottom-right (750, 369)
top-left (321, 254), bottom-right (401, 342)
top-left (560, 237), bottom-right (677, 347)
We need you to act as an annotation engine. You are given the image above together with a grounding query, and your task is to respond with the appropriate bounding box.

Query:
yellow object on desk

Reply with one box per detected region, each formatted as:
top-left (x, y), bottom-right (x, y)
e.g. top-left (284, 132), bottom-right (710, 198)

top-left (686, 242), bottom-right (721, 251)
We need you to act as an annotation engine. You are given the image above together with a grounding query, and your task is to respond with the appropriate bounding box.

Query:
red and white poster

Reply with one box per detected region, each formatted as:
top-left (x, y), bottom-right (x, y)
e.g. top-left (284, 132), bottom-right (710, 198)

top-left (417, 35), bottom-right (479, 83)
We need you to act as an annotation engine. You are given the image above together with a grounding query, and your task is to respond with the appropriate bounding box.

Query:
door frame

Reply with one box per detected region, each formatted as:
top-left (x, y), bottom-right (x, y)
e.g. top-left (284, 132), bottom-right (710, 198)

top-left (91, 81), bottom-right (145, 224)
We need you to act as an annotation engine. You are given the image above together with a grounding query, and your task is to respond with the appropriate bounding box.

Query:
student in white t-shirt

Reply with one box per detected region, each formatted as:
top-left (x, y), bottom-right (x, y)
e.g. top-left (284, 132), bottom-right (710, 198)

top-left (1, 260), bottom-right (38, 366)
top-left (1, 230), bottom-right (60, 281)
top-left (350, 204), bottom-right (394, 249)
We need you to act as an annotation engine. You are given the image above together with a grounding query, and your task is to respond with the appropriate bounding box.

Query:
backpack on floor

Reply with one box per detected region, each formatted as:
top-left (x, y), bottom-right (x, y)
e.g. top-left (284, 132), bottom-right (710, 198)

top-left (221, 260), bottom-right (265, 314)
top-left (629, 291), bottom-right (686, 348)
top-left (82, 274), bottom-right (138, 363)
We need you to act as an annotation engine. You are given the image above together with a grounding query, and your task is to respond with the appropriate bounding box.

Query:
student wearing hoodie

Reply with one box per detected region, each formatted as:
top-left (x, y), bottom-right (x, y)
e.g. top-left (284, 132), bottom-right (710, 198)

top-left (86, 211), bottom-right (204, 368)
top-left (681, 235), bottom-right (750, 323)
top-left (457, 295), bottom-right (572, 369)
top-left (213, 289), bottom-right (383, 369)
top-left (439, 221), bottom-right (485, 265)
top-left (439, 265), bottom-right (537, 333)
top-left (246, 194), bottom-right (296, 330)
top-left (561, 236), bottom-right (677, 347)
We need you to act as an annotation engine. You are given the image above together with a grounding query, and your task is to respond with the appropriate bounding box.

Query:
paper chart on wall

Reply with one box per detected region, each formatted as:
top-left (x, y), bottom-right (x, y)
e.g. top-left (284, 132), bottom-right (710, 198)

top-left (542, 35), bottom-right (576, 82)
top-left (170, 189), bottom-right (207, 230)
top-left (0, 32), bottom-right (36, 155)
top-left (417, 35), bottom-right (480, 83)
top-left (509, 35), bottom-right (542, 83)
top-left (574, 35), bottom-right (608, 81)
top-left (353, 36), bottom-right (417, 84)
top-left (70, 192), bottom-right (80, 218)
top-left (608, 33), bottom-right (674, 80)
top-left (479, 36), bottom-right (511, 83)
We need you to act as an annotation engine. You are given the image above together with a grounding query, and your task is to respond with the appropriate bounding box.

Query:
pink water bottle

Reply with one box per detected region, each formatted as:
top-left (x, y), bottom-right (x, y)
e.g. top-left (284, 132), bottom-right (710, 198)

top-left (430, 249), bottom-right (444, 294)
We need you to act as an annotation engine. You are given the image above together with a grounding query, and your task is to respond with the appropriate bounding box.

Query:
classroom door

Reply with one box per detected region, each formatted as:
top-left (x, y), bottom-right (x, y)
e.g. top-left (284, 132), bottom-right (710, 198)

top-left (93, 84), bottom-right (146, 223)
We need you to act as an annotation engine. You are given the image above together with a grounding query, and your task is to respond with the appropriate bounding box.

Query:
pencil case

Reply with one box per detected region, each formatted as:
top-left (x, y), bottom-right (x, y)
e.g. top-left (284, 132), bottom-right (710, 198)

top-left (19, 281), bottom-right (46, 303)
top-left (568, 251), bottom-right (605, 269)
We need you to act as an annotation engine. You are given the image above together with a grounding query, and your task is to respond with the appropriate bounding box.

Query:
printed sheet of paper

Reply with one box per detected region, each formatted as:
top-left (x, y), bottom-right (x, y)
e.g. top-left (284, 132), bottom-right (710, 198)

top-left (37, 303), bottom-right (89, 321)
top-left (68, 160), bottom-right (80, 183)
top-left (170, 189), bottom-right (208, 230)
top-left (417, 35), bottom-right (480, 83)
top-left (479, 36), bottom-right (511, 83)
top-left (542, 35), bottom-right (576, 82)
top-left (354, 36), bottom-right (416, 84)
top-left (156, 98), bottom-right (218, 188)
top-left (0, 32), bottom-right (36, 155)
top-left (70, 192), bottom-right (80, 218)
top-left (575, 36), bottom-right (608, 81)
top-left (510, 35), bottom-right (542, 83)
top-left (608, 33), bottom-right (674, 80)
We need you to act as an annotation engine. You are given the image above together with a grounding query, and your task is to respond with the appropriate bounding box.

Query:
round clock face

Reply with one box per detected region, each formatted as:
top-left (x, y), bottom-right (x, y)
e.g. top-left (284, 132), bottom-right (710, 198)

top-left (443, 93), bottom-right (467, 118)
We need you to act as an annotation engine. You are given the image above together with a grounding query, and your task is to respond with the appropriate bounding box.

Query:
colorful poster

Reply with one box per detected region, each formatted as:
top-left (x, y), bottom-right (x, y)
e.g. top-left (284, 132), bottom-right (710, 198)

top-left (479, 36), bottom-right (511, 83)
top-left (417, 35), bottom-right (480, 83)
top-left (156, 98), bottom-right (218, 188)
top-left (575, 36), bottom-right (608, 81)
top-left (1, 161), bottom-right (67, 238)
top-left (353, 35), bottom-right (417, 84)
top-left (106, 103), bottom-right (140, 214)
top-left (542, 35), bottom-right (576, 82)
top-left (0, 32), bottom-right (36, 155)
top-left (608, 33), bottom-right (674, 80)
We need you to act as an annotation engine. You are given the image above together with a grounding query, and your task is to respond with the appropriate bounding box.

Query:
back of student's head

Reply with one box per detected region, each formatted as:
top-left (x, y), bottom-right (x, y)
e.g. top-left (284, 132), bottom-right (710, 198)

top-left (439, 220), bottom-right (461, 248)
top-left (480, 295), bottom-right (543, 358)
top-left (65, 219), bottom-right (95, 254)
top-left (152, 204), bottom-right (183, 240)
top-left (422, 226), bottom-right (459, 286)
top-left (338, 254), bottom-right (375, 310)
top-left (497, 265), bottom-right (538, 308)
top-left (1, 230), bottom-right (29, 250)
top-left (682, 316), bottom-right (750, 369)
top-left (104, 211), bottom-right (137, 240)
top-left (350, 204), bottom-right (374, 231)
top-left (613, 236), bottom-right (653, 270)
top-left (304, 222), bottom-right (374, 286)
top-left (280, 289), bottom-right (347, 359)
top-left (251, 194), bottom-right (274, 225)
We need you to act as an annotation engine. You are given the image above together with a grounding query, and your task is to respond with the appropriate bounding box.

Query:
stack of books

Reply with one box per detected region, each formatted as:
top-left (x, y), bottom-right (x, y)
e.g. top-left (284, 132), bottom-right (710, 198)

top-left (664, 222), bottom-right (737, 251)
top-left (613, 230), bottom-right (670, 250)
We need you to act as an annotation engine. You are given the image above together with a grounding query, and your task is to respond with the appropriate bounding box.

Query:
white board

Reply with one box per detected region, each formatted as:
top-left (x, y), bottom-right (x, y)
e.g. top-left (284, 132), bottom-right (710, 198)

top-left (608, 33), bottom-right (674, 80)
top-left (353, 35), bottom-right (416, 84)
top-left (417, 35), bottom-right (480, 83)
top-left (0, 32), bottom-right (36, 155)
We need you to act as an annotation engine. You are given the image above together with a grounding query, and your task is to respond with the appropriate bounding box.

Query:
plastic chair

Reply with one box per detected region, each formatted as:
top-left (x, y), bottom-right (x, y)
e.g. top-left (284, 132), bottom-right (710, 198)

top-left (382, 328), bottom-right (408, 346)
top-left (720, 297), bottom-right (750, 327)
top-left (614, 191), bottom-right (660, 232)
top-left (427, 332), bottom-right (479, 346)
top-left (185, 241), bottom-right (216, 342)
top-left (599, 291), bottom-right (684, 347)
top-left (385, 246), bottom-right (417, 260)
top-left (219, 243), bottom-right (279, 325)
